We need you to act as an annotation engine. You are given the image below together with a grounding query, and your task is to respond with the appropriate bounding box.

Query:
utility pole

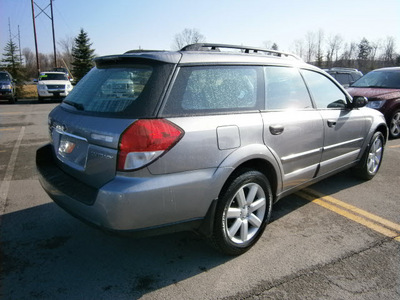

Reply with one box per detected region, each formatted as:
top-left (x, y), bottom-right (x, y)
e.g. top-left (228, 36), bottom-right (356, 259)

top-left (18, 26), bottom-right (22, 64)
top-left (31, 0), bottom-right (41, 76)
top-left (50, 0), bottom-right (57, 67)
top-left (31, 0), bottom-right (58, 74)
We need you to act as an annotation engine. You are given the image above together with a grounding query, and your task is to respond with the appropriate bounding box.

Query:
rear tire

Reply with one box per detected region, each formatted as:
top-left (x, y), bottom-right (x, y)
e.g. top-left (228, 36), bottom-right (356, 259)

top-left (352, 131), bottom-right (384, 180)
top-left (210, 170), bottom-right (272, 255)
top-left (389, 109), bottom-right (400, 139)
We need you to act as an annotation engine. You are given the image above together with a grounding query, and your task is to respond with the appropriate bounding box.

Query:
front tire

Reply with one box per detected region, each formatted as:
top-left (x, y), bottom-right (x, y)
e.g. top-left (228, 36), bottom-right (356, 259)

top-left (389, 109), bottom-right (400, 139)
top-left (352, 131), bottom-right (384, 180)
top-left (211, 170), bottom-right (272, 255)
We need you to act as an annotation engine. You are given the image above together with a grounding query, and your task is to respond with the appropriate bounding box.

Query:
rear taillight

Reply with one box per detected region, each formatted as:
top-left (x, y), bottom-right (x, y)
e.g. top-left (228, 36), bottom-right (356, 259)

top-left (117, 119), bottom-right (184, 171)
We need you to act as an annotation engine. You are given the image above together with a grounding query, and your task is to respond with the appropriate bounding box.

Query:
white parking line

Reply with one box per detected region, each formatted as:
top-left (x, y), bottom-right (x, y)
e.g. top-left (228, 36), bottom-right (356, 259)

top-left (0, 126), bottom-right (25, 220)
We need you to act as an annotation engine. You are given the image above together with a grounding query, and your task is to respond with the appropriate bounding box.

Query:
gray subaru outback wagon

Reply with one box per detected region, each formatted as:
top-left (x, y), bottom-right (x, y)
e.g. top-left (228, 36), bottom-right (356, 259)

top-left (36, 43), bottom-right (388, 255)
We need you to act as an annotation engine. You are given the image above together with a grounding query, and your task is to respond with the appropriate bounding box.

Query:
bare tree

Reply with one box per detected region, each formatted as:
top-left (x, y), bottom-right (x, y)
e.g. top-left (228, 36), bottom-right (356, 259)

top-left (292, 39), bottom-right (305, 60)
top-left (327, 34), bottom-right (343, 67)
top-left (22, 48), bottom-right (37, 78)
top-left (381, 36), bottom-right (396, 66)
top-left (173, 28), bottom-right (206, 50)
top-left (339, 42), bottom-right (357, 68)
top-left (38, 53), bottom-right (52, 72)
top-left (58, 36), bottom-right (74, 70)
top-left (369, 40), bottom-right (380, 70)
top-left (305, 31), bottom-right (316, 63)
top-left (315, 29), bottom-right (325, 67)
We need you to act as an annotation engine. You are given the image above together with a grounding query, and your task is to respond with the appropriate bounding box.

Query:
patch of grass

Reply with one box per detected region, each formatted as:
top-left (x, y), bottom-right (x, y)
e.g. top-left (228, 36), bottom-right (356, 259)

top-left (18, 84), bottom-right (38, 99)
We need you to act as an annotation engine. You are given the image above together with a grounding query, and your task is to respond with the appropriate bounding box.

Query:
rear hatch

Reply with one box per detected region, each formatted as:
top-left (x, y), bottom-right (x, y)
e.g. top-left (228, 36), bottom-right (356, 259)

top-left (47, 54), bottom-right (178, 188)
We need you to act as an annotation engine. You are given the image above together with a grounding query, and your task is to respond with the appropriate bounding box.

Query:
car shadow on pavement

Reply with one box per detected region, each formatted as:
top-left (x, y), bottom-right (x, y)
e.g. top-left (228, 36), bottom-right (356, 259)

top-left (270, 169), bottom-right (366, 223)
top-left (0, 202), bottom-right (231, 299)
top-left (0, 170), bottom-right (366, 299)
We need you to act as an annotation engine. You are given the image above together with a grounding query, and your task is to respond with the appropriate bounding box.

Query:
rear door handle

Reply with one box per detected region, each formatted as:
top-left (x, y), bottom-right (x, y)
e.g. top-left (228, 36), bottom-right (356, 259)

top-left (269, 125), bottom-right (284, 135)
top-left (327, 120), bottom-right (337, 127)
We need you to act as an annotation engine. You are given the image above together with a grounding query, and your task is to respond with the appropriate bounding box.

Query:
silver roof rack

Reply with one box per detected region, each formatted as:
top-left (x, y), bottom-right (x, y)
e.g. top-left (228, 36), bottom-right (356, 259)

top-left (181, 43), bottom-right (301, 60)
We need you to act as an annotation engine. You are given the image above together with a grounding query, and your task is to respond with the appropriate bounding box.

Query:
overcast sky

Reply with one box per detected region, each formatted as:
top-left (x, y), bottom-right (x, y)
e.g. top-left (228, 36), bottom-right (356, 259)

top-left (1, 0), bottom-right (399, 58)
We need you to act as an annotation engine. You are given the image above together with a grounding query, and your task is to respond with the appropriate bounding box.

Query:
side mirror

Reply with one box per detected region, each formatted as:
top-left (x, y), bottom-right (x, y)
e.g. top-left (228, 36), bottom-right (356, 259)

top-left (33, 79), bottom-right (38, 83)
top-left (352, 96), bottom-right (368, 108)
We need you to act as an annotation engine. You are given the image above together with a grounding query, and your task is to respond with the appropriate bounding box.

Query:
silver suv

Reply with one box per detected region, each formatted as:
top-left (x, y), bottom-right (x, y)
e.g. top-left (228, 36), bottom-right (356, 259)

top-left (36, 43), bottom-right (388, 255)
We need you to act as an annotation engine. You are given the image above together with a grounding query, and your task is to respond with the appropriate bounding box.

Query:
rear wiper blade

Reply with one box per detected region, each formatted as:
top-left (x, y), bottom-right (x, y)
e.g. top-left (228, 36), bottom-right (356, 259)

top-left (63, 100), bottom-right (85, 111)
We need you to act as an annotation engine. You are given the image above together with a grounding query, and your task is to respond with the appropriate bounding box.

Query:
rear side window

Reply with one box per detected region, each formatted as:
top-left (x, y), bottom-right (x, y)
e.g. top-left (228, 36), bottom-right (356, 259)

top-left (301, 70), bottom-right (348, 109)
top-left (63, 62), bottom-right (173, 117)
top-left (162, 66), bottom-right (262, 116)
top-left (264, 66), bottom-right (312, 110)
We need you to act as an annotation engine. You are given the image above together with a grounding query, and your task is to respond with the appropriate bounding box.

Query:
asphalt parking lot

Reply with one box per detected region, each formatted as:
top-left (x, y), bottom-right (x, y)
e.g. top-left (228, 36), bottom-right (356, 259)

top-left (1, 101), bottom-right (399, 299)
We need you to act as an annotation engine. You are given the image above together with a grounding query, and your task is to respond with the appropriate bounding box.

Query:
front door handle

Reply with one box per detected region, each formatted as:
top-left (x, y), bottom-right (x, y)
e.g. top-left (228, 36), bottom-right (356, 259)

top-left (269, 125), bottom-right (284, 135)
top-left (327, 120), bottom-right (337, 127)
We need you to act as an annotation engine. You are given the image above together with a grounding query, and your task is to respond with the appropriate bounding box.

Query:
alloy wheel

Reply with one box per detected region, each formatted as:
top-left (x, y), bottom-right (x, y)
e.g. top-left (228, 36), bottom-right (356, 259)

top-left (225, 183), bottom-right (267, 244)
top-left (367, 135), bottom-right (383, 174)
top-left (390, 111), bottom-right (400, 138)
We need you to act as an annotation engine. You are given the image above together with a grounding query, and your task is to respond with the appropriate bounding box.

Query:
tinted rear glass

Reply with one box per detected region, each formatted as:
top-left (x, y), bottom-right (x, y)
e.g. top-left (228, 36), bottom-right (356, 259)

top-left (63, 62), bottom-right (173, 117)
top-left (162, 65), bottom-right (262, 116)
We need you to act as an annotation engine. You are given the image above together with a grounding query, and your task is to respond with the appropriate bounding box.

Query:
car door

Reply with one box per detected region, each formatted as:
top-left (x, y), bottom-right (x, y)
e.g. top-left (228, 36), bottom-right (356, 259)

top-left (261, 66), bottom-right (324, 192)
top-left (301, 69), bottom-right (367, 176)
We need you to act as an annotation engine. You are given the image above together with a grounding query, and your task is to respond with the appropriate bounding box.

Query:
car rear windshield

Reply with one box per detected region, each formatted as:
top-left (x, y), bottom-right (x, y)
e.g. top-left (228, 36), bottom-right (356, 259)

top-left (63, 61), bottom-right (173, 117)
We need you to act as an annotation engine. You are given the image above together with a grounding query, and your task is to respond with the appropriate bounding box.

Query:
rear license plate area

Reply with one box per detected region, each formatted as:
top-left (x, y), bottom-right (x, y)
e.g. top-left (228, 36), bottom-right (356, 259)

top-left (56, 133), bottom-right (89, 171)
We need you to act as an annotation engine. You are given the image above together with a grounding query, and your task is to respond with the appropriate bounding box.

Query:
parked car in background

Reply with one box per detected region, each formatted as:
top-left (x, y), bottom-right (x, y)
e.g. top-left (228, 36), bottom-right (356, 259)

top-left (36, 43), bottom-right (388, 255)
top-left (36, 71), bottom-right (74, 102)
top-left (347, 67), bottom-right (400, 139)
top-left (53, 67), bottom-right (74, 82)
top-left (0, 71), bottom-right (17, 103)
top-left (326, 67), bottom-right (363, 87)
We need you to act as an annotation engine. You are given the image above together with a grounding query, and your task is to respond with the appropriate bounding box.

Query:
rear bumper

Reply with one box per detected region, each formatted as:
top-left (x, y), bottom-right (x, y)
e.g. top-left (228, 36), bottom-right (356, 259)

top-left (36, 144), bottom-right (217, 232)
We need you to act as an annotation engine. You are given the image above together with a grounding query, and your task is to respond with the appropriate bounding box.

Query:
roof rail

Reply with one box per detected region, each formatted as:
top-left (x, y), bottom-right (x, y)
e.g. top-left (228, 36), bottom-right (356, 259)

top-left (329, 67), bottom-right (360, 72)
top-left (181, 43), bottom-right (301, 60)
top-left (124, 49), bottom-right (165, 54)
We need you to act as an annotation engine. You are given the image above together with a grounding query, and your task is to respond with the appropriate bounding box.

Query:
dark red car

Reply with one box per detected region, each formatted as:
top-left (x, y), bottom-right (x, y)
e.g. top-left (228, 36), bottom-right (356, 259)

top-left (347, 67), bottom-right (400, 139)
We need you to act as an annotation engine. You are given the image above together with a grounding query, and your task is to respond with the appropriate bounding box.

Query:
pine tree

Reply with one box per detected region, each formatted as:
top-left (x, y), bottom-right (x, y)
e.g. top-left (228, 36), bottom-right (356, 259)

top-left (2, 38), bottom-right (23, 80)
top-left (71, 29), bottom-right (95, 82)
top-left (357, 38), bottom-right (371, 61)
top-left (357, 38), bottom-right (371, 72)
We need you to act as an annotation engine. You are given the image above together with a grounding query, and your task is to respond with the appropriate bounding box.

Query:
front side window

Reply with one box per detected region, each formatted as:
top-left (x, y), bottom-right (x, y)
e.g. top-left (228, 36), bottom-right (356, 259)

top-left (301, 70), bottom-right (348, 109)
top-left (264, 66), bottom-right (312, 110)
top-left (163, 66), bottom-right (261, 116)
